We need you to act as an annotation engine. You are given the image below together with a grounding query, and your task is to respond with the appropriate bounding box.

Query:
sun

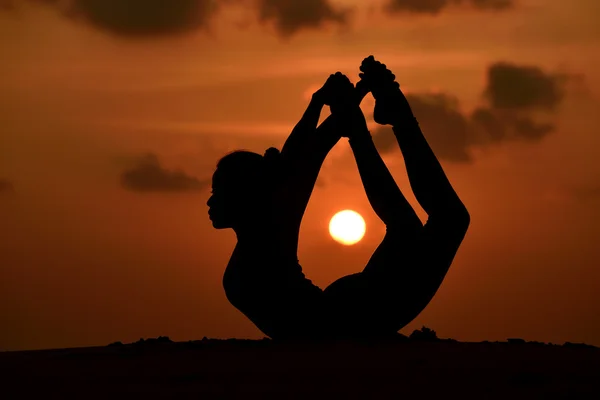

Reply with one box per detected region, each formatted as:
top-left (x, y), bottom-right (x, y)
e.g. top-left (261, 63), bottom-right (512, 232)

top-left (329, 210), bottom-right (366, 246)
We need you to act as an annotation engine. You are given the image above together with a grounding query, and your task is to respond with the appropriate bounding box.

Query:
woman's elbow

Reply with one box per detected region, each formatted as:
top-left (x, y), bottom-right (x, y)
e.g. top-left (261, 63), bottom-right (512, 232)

top-left (454, 204), bottom-right (470, 231)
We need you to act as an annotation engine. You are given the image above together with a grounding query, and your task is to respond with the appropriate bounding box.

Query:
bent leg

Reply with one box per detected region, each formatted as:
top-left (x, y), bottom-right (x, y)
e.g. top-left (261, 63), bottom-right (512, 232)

top-left (322, 72), bottom-right (471, 339)
top-left (323, 229), bottom-right (423, 337)
top-left (360, 57), bottom-right (470, 224)
top-left (394, 119), bottom-right (470, 223)
top-left (321, 113), bottom-right (427, 337)
top-left (323, 216), bottom-right (468, 338)
top-left (323, 132), bottom-right (469, 336)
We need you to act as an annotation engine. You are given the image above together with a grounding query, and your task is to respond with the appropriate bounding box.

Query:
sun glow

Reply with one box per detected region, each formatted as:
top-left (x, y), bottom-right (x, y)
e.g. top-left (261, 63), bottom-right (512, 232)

top-left (329, 210), bottom-right (366, 246)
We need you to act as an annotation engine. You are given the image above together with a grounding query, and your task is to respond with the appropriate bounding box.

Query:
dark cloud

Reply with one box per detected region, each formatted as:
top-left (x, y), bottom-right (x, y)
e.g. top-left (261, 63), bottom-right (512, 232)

top-left (470, 107), bottom-right (507, 142)
top-left (9, 0), bottom-right (349, 38)
top-left (371, 61), bottom-right (571, 163)
top-left (372, 93), bottom-right (473, 162)
top-left (372, 125), bottom-right (397, 153)
top-left (485, 62), bottom-right (565, 111)
top-left (512, 117), bottom-right (554, 140)
top-left (470, 107), bottom-right (556, 144)
top-left (470, 109), bottom-right (557, 158)
top-left (121, 153), bottom-right (209, 193)
top-left (405, 93), bottom-right (473, 162)
top-left (256, 0), bottom-right (350, 37)
top-left (384, 0), bottom-right (513, 15)
top-left (471, 61), bottom-right (567, 148)
top-left (5, 0), bottom-right (512, 39)
top-left (14, 0), bottom-right (218, 37)
top-left (0, 179), bottom-right (15, 193)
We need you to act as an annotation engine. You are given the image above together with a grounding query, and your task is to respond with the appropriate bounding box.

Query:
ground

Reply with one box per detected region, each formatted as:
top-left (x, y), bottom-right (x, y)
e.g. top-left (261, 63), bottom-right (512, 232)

top-left (1, 337), bottom-right (599, 399)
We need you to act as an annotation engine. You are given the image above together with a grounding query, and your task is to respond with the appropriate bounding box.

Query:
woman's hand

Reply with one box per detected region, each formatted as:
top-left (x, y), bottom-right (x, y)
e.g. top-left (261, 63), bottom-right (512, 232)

top-left (324, 72), bottom-right (369, 138)
top-left (312, 72), bottom-right (345, 106)
top-left (312, 71), bottom-right (370, 138)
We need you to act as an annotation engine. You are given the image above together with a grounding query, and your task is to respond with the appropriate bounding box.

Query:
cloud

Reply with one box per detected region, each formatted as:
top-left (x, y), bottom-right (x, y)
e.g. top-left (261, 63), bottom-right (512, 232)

top-left (0, 179), bottom-right (15, 193)
top-left (9, 0), bottom-right (350, 38)
top-left (512, 117), bottom-right (554, 140)
top-left (7, 0), bottom-right (509, 39)
top-left (16, 0), bottom-right (219, 37)
top-left (470, 61), bottom-right (568, 147)
top-left (470, 107), bottom-right (555, 144)
top-left (371, 61), bottom-right (572, 163)
top-left (371, 93), bottom-right (473, 162)
top-left (469, 107), bottom-right (507, 142)
top-left (484, 62), bottom-right (566, 111)
top-left (372, 93), bottom-right (473, 162)
top-left (256, 0), bottom-right (350, 37)
top-left (371, 125), bottom-right (397, 153)
top-left (407, 93), bottom-right (473, 162)
top-left (121, 153), bottom-right (209, 192)
top-left (383, 0), bottom-right (513, 15)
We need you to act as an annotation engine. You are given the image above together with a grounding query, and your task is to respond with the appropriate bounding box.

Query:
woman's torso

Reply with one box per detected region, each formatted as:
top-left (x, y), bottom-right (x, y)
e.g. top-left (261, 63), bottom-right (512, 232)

top-left (222, 238), bottom-right (326, 339)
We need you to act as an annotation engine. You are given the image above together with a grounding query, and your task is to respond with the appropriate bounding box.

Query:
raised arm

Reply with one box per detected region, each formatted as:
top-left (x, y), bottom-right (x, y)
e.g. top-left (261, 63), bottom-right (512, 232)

top-left (278, 74), bottom-right (368, 229)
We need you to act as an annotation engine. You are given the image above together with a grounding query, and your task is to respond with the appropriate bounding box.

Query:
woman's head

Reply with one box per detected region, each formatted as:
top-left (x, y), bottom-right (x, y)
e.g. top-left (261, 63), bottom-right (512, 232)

top-left (207, 147), bottom-right (281, 230)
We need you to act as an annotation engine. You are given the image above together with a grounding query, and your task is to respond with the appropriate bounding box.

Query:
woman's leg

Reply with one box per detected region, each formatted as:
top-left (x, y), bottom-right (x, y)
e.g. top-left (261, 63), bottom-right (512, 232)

top-left (348, 131), bottom-right (424, 254)
top-left (323, 128), bottom-right (427, 337)
top-left (360, 56), bottom-right (470, 222)
top-left (365, 60), bottom-right (471, 303)
top-left (324, 69), bottom-right (470, 338)
top-left (322, 107), bottom-right (427, 337)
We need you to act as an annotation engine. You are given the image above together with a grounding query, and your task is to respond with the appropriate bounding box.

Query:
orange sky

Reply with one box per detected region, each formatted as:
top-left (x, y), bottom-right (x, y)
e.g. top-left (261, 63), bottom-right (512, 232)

top-left (1, 0), bottom-right (600, 351)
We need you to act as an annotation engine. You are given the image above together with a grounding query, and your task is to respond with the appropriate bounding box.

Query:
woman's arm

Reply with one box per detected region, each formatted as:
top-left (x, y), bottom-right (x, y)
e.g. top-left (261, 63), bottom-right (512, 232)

top-left (280, 94), bottom-right (335, 165)
top-left (279, 76), bottom-right (370, 216)
top-left (278, 93), bottom-right (341, 227)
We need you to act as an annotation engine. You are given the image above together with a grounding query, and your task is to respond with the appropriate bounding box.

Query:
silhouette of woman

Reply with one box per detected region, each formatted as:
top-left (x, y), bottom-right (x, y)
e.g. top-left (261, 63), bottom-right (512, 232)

top-left (207, 56), bottom-right (470, 341)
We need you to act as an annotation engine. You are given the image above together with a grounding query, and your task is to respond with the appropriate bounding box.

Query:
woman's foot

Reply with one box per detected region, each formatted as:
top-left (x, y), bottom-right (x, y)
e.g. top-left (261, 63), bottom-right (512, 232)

top-left (358, 56), bottom-right (412, 126)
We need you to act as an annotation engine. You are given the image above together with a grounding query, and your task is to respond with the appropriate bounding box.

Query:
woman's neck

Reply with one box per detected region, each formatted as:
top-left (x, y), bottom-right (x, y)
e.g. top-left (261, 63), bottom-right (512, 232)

top-left (233, 224), bottom-right (298, 263)
top-left (233, 222), bottom-right (270, 243)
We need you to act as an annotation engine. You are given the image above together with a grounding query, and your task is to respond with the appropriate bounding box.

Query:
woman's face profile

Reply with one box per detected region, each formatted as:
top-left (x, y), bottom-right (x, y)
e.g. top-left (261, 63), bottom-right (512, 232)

top-left (207, 168), bottom-right (235, 229)
top-left (207, 167), bottom-right (260, 229)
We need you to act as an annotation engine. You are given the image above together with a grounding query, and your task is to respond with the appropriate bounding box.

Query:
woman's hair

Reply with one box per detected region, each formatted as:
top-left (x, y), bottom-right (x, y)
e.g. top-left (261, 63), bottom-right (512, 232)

top-left (216, 147), bottom-right (283, 190)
